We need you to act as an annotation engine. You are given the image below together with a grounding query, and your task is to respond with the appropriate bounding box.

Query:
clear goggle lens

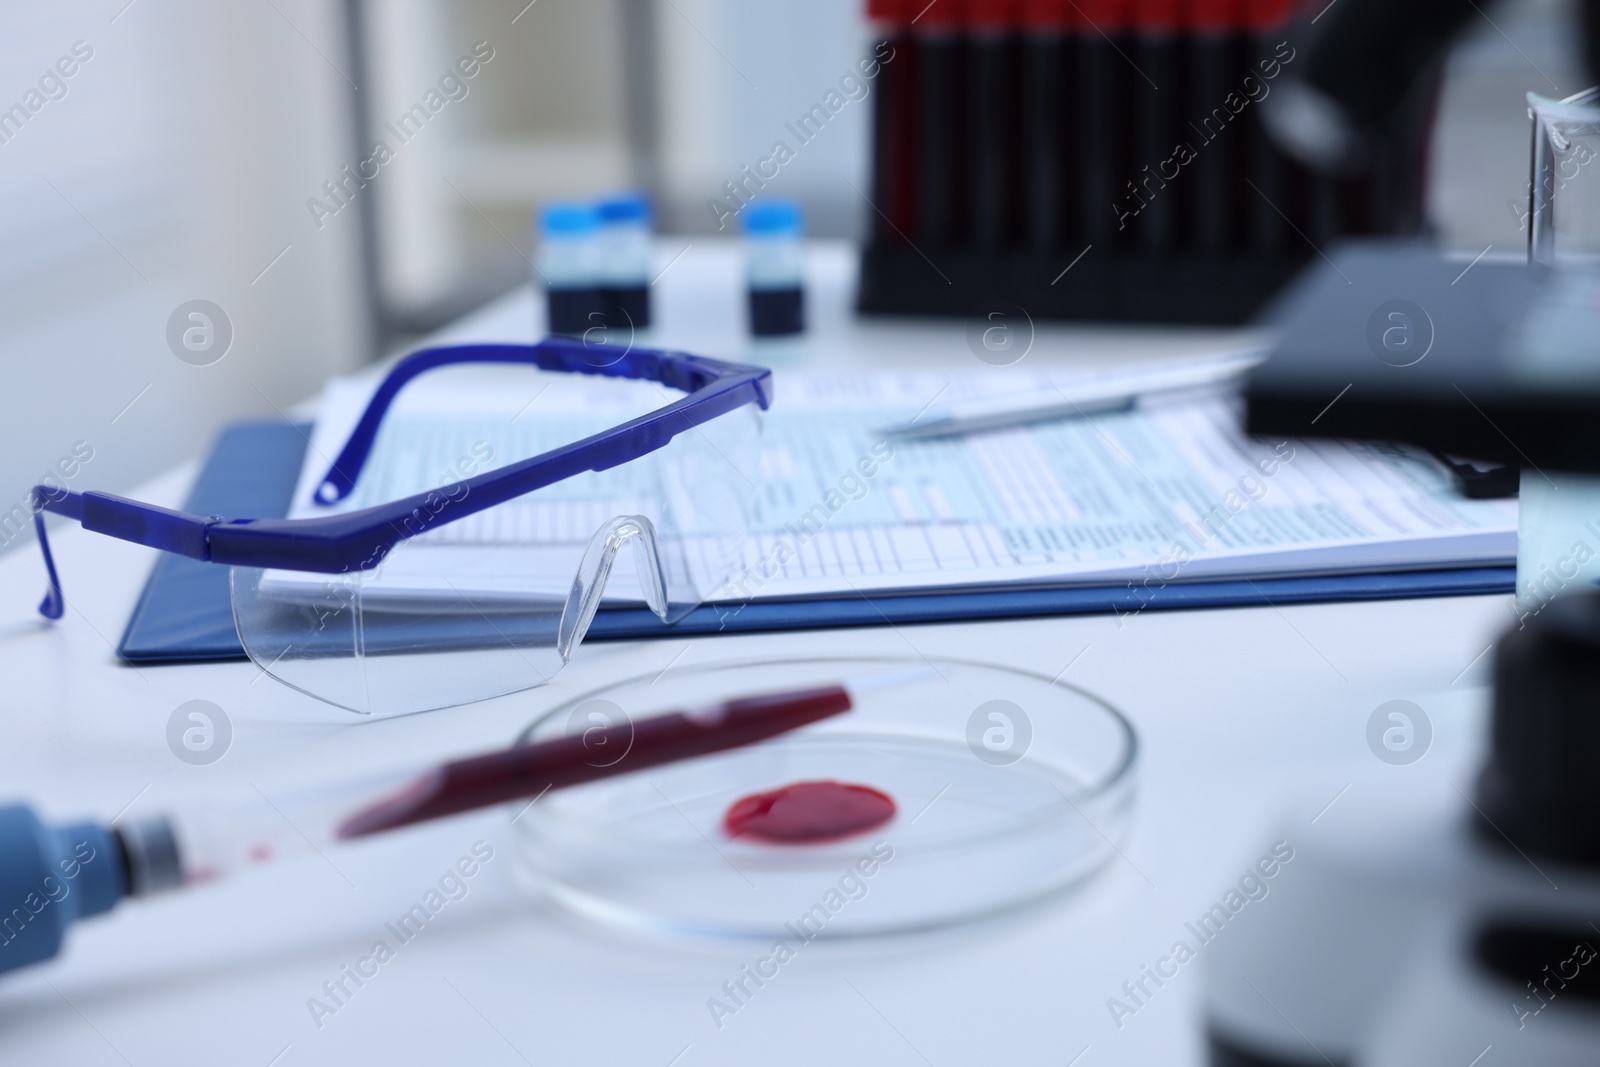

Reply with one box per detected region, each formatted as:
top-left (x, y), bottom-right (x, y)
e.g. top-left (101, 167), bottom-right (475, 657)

top-left (230, 403), bottom-right (761, 716)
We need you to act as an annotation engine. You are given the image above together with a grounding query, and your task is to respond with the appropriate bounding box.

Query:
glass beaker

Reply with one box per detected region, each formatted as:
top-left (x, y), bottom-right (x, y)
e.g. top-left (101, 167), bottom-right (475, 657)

top-left (1507, 266), bottom-right (1600, 616)
top-left (1527, 88), bottom-right (1600, 264)
top-left (1515, 471), bottom-right (1600, 619)
top-left (1516, 93), bottom-right (1600, 615)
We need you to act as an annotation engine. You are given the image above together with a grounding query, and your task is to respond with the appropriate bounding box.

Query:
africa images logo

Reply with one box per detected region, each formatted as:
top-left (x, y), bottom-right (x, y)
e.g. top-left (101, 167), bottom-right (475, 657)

top-left (1365, 300), bottom-right (1433, 367)
top-left (166, 300), bottom-right (233, 366)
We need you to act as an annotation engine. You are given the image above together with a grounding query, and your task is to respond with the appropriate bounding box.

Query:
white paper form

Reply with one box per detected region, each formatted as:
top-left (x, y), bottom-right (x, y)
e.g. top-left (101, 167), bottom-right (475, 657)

top-left (277, 370), bottom-right (684, 603)
top-left (285, 362), bottom-right (1517, 604)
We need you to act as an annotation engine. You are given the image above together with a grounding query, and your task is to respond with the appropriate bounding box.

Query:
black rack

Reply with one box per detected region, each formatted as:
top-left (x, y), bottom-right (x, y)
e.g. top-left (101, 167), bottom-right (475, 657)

top-left (856, 0), bottom-right (1439, 325)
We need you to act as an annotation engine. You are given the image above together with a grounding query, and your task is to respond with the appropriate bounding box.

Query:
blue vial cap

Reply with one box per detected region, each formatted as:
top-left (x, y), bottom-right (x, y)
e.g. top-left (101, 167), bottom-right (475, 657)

top-left (598, 192), bottom-right (652, 225)
top-left (540, 202), bottom-right (600, 237)
top-left (744, 200), bottom-right (803, 236)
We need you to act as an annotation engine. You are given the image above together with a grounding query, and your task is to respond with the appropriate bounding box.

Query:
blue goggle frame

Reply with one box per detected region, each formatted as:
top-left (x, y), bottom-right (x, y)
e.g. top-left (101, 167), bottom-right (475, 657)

top-left (31, 338), bottom-right (773, 619)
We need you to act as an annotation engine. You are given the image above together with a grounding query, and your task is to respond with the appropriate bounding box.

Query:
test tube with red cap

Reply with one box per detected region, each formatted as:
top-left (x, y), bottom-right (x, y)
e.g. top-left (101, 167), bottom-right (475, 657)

top-left (967, 0), bottom-right (1020, 249)
top-left (1131, 0), bottom-right (1183, 252)
top-left (1241, 0), bottom-right (1294, 252)
top-left (1184, 0), bottom-right (1243, 253)
top-left (1019, 0), bottom-right (1074, 251)
top-left (867, 0), bottom-right (919, 244)
top-left (1074, 0), bottom-right (1131, 248)
top-left (915, 0), bottom-right (965, 246)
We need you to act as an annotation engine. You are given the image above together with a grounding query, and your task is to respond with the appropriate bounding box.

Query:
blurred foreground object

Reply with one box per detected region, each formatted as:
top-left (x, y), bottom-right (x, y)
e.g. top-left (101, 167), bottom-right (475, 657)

top-left (1245, 243), bottom-right (1600, 610)
top-left (1204, 591), bottom-right (1600, 1066)
top-left (1221, 225), bottom-right (1600, 1063)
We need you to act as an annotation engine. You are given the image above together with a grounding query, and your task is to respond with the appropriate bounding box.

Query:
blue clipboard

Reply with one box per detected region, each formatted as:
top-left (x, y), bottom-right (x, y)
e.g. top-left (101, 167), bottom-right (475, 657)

top-left (116, 421), bottom-right (1517, 665)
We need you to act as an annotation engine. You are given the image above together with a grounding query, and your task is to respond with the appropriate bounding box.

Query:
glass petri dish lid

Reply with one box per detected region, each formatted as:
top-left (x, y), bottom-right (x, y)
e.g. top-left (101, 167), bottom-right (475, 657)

top-left (511, 656), bottom-right (1137, 939)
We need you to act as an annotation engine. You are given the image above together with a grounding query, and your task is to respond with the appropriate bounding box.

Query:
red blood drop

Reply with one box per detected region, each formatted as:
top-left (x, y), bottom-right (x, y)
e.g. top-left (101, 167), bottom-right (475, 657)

top-left (724, 780), bottom-right (896, 844)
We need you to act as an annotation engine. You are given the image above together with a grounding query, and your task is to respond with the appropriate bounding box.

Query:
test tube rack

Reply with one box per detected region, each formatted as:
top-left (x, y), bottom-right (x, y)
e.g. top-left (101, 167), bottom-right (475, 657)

top-left (856, 0), bottom-right (1439, 324)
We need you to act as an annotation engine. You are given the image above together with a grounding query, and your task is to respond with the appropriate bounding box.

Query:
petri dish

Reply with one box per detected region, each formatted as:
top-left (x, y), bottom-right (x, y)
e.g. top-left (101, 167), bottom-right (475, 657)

top-left (511, 656), bottom-right (1137, 939)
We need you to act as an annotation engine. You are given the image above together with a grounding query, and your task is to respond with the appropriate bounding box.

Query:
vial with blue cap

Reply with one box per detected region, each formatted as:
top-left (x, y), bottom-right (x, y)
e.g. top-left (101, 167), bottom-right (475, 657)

top-left (598, 192), bottom-right (653, 330)
top-left (537, 201), bottom-right (604, 337)
top-left (744, 200), bottom-right (805, 337)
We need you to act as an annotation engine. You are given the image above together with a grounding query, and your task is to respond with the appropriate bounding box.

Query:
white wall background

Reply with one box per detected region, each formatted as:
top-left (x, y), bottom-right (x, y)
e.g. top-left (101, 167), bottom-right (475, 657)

top-left (653, 0), bottom-right (873, 236)
top-left (1429, 0), bottom-right (1588, 249)
top-left (0, 1), bottom-right (368, 555)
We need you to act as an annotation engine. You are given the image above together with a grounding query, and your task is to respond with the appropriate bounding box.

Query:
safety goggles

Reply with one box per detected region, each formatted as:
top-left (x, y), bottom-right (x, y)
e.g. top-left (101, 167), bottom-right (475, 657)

top-left (32, 340), bottom-right (770, 716)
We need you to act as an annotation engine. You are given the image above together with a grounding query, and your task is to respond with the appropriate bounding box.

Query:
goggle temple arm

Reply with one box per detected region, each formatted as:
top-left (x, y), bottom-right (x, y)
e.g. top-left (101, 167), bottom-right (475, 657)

top-left (32, 506), bottom-right (63, 621)
top-left (30, 487), bottom-right (215, 620)
top-left (311, 339), bottom-right (772, 507)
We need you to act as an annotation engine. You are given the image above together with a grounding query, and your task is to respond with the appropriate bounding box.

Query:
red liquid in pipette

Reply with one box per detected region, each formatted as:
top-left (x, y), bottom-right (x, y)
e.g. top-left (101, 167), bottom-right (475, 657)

top-left (724, 780), bottom-right (895, 844)
top-left (337, 686), bottom-right (853, 840)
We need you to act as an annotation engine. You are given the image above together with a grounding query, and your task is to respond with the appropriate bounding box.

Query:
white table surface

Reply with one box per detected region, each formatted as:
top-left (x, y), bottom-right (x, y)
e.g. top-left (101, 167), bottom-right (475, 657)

top-left (0, 241), bottom-right (1509, 1066)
